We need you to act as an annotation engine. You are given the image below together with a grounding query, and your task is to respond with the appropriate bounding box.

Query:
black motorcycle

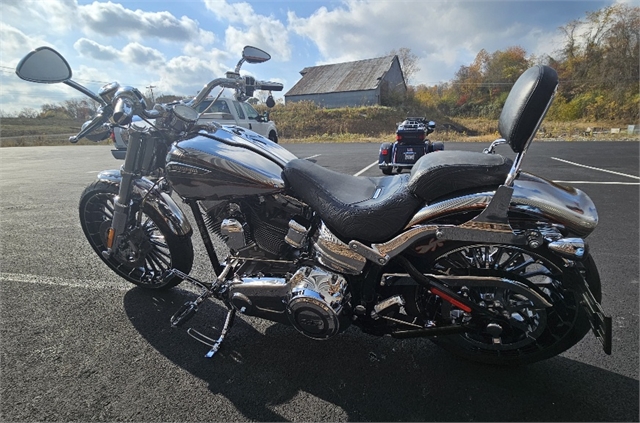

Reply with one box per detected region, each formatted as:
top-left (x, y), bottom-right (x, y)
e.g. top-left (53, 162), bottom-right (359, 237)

top-left (379, 117), bottom-right (444, 174)
top-left (16, 45), bottom-right (611, 365)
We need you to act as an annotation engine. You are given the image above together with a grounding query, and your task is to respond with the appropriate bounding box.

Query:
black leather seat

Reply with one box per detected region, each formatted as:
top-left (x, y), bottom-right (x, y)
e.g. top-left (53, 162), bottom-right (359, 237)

top-left (407, 150), bottom-right (512, 202)
top-left (283, 159), bottom-right (422, 243)
top-left (282, 151), bottom-right (512, 244)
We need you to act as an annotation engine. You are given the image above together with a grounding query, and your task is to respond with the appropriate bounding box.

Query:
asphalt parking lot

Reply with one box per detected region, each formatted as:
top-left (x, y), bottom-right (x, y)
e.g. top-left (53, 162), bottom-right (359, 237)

top-left (1, 141), bottom-right (638, 422)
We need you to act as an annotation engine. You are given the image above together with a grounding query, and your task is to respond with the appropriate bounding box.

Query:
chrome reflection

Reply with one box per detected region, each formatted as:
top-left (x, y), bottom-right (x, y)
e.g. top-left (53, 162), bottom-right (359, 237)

top-left (313, 223), bottom-right (366, 274)
top-left (406, 172), bottom-right (598, 237)
top-left (548, 238), bottom-right (587, 260)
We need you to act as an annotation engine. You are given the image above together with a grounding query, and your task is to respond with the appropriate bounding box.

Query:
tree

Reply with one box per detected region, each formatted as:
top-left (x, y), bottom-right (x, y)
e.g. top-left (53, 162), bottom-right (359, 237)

top-left (62, 98), bottom-right (99, 121)
top-left (553, 4), bottom-right (639, 120)
top-left (388, 47), bottom-right (420, 85)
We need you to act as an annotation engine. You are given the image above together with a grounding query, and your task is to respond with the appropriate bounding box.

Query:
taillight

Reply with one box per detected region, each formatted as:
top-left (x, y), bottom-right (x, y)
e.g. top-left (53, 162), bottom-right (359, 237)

top-left (381, 148), bottom-right (389, 155)
top-left (109, 131), bottom-right (115, 141)
top-left (396, 134), bottom-right (402, 141)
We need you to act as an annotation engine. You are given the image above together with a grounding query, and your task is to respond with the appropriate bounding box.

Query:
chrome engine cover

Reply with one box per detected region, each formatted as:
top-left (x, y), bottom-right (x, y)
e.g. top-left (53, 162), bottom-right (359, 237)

top-left (287, 267), bottom-right (349, 340)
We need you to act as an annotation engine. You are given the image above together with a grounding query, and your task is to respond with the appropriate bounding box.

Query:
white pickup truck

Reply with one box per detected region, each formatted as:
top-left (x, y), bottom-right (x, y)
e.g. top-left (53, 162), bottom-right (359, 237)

top-left (109, 45), bottom-right (282, 159)
top-left (194, 97), bottom-right (279, 143)
top-left (110, 97), bottom-right (279, 159)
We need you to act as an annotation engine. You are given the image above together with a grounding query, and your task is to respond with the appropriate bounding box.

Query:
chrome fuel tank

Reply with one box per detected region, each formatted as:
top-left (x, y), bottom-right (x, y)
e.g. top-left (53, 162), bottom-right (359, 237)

top-left (166, 126), bottom-right (297, 200)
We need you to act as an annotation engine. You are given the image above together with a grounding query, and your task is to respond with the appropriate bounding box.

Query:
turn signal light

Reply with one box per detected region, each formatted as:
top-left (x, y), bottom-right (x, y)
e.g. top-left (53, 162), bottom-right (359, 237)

top-left (106, 228), bottom-right (115, 249)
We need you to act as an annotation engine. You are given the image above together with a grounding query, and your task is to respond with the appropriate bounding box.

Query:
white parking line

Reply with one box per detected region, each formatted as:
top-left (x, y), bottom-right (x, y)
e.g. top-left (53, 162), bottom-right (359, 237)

top-left (303, 154), bottom-right (321, 160)
top-left (0, 272), bottom-right (131, 291)
top-left (552, 180), bottom-right (640, 185)
top-left (354, 161), bottom-right (378, 176)
top-left (551, 157), bottom-right (640, 180)
top-left (0, 271), bottom-right (204, 295)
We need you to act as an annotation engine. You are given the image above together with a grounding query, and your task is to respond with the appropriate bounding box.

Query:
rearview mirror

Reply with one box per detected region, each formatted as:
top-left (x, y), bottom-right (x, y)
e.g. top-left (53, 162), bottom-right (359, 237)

top-left (242, 46), bottom-right (271, 64)
top-left (16, 46), bottom-right (72, 83)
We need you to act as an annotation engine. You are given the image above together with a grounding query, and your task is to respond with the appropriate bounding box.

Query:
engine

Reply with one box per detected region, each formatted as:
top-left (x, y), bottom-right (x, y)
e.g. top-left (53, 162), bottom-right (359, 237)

top-left (287, 267), bottom-right (349, 339)
top-left (227, 266), bottom-right (350, 340)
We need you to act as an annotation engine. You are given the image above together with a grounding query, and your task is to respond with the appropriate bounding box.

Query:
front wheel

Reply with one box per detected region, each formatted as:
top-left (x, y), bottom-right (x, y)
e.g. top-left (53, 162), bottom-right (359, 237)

top-left (79, 180), bottom-right (193, 289)
top-left (414, 242), bottom-right (601, 365)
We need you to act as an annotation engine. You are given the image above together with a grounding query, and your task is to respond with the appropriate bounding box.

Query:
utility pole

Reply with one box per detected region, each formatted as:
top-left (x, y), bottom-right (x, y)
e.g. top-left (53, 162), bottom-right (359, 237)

top-left (146, 85), bottom-right (156, 104)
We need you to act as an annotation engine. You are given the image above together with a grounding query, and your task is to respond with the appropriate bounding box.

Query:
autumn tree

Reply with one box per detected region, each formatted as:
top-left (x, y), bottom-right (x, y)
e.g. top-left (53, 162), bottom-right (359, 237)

top-left (550, 4), bottom-right (639, 120)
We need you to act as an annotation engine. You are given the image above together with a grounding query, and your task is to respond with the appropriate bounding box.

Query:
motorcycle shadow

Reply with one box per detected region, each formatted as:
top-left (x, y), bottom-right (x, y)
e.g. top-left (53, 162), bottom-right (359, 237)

top-left (123, 287), bottom-right (638, 422)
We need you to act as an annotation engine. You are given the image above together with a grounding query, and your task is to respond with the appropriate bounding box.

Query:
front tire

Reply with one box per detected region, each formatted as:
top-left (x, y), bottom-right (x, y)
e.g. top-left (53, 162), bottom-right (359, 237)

top-left (79, 180), bottom-right (193, 289)
top-left (416, 242), bottom-right (600, 365)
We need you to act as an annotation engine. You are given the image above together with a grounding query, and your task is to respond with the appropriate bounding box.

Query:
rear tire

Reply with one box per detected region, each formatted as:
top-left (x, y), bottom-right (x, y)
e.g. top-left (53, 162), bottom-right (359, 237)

top-left (268, 131), bottom-right (278, 143)
top-left (416, 242), bottom-right (600, 365)
top-left (79, 180), bottom-right (193, 289)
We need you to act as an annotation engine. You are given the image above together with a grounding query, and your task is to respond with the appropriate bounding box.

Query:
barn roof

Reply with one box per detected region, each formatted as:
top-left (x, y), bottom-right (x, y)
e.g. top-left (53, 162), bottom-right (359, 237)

top-left (285, 55), bottom-right (398, 96)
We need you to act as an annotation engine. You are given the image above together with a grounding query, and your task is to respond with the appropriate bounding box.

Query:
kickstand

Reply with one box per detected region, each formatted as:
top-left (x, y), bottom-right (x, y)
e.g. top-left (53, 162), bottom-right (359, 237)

top-left (187, 308), bottom-right (236, 358)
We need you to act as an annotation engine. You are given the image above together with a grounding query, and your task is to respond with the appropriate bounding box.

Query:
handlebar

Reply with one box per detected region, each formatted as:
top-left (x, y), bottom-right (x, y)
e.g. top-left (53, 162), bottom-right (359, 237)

top-left (69, 72), bottom-right (280, 143)
top-left (69, 106), bottom-right (111, 143)
top-left (254, 80), bottom-right (283, 92)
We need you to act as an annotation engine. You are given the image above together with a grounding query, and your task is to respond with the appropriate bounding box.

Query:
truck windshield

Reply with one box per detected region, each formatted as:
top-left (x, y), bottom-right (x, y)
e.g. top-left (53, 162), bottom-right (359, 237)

top-left (241, 103), bottom-right (260, 120)
top-left (195, 99), bottom-right (231, 114)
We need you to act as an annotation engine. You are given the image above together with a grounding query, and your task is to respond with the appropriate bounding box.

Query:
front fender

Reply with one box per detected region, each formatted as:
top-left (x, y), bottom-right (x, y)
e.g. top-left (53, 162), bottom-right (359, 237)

top-left (406, 172), bottom-right (598, 237)
top-left (96, 170), bottom-right (193, 237)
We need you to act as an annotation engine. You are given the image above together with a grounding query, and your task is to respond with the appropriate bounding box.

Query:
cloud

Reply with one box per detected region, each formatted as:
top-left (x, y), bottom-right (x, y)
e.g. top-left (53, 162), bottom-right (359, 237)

top-left (1, 23), bottom-right (38, 55)
top-left (122, 43), bottom-right (166, 64)
top-left (153, 44), bottom-right (230, 95)
top-left (74, 38), bottom-right (165, 67)
top-left (74, 38), bottom-right (120, 61)
top-left (76, 1), bottom-right (216, 43)
top-left (203, 0), bottom-right (291, 61)
top-left (286, 0), bottom-right (612, 84)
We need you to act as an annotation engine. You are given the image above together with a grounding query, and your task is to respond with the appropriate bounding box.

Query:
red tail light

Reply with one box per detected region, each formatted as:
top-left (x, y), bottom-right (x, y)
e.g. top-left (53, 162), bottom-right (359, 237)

top-left (396, 134), bottom-right (402, 141)
top-left (381, 148), bottom-right (389, 155)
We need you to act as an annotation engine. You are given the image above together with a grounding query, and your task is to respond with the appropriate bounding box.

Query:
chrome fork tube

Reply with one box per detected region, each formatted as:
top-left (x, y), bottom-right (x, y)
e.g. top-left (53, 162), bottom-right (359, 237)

top-left (103, 132), bottom-right (144, 258)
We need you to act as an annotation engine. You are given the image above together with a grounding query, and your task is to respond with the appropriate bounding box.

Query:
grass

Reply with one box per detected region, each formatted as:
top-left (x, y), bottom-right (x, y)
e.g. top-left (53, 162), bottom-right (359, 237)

top-left (1, 112), bottom-right (637, 147)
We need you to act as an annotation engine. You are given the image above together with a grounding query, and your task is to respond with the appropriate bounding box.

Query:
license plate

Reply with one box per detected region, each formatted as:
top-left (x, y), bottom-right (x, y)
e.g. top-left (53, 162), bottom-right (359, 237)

top-left (404, 152), bottom-right (415, 161)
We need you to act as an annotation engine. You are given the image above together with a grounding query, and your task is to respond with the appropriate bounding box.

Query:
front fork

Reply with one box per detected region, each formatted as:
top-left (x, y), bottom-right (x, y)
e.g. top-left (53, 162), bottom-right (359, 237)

top-left (102, 132), bottom-right (148, 259)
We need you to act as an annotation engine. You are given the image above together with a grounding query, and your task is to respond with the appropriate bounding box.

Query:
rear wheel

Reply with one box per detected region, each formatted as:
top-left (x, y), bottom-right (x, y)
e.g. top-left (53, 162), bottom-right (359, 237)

top-left (79, 181), bottom-right (193, 289)
top-left (268, 131), bottom-right (278, 143)
top-left (414, 242), bottom-right (600, 365)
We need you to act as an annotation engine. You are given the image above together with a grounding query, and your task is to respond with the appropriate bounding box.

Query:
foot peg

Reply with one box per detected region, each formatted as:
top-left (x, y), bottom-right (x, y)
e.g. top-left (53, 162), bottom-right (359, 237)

top-left (186, 309), bottom-right (236, 358)
top-left (170, 302), bottom-right (198, 327)
top-left (165, 263), bottom-right (237, 358)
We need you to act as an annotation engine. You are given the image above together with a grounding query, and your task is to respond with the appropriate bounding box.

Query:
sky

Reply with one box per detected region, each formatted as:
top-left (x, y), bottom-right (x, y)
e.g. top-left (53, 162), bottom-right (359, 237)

top-left (0, 0), bottom-right (625, 114)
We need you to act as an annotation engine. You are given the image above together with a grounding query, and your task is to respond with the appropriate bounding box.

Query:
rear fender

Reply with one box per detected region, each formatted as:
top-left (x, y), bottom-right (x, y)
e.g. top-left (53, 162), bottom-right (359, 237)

top-left (95, 169), bottom-right (193, 237)
top-left (406, 172), bottom-right (598, 237)
top-left (348, 172), bottom-right (598, 266)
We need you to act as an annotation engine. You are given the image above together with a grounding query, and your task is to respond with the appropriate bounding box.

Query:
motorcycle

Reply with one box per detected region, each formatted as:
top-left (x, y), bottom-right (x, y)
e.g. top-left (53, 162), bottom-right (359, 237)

top-left (379, 117), bottom-right (444, 175)
top-left (16, 46), bottom-right (611, 365)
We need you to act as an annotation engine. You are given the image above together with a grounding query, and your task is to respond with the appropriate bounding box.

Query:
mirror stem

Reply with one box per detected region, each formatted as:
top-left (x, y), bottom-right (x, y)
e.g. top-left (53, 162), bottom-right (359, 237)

top-left (64, 80), bottom-right (107, 106)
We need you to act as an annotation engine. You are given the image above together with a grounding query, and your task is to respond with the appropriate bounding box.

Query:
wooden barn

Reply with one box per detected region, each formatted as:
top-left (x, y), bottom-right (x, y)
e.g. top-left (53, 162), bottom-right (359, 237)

top-left (284, 55), bottom-right (406, 108)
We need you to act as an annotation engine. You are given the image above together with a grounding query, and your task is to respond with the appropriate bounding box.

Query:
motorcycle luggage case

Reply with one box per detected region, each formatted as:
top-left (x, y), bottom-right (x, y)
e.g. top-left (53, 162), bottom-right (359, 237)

top-left (394, 144), bottom-right (426, 165)
top-left (396, 118), bottom-right (427, 144)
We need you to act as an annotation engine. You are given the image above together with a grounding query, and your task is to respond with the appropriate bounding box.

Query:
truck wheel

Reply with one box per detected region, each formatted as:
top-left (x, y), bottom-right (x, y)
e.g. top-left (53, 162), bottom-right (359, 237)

top-left (268, 131), bottom-right (278, 143)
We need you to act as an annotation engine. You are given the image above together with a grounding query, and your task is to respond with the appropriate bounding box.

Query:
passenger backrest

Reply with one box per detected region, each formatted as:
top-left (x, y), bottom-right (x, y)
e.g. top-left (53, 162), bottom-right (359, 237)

top-left (498, 65), bottom-right (558, 154)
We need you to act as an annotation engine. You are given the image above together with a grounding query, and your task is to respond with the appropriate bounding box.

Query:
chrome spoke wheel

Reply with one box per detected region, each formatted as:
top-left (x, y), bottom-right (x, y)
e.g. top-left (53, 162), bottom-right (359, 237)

top-left (423, 242), bottom-right (599, 365)
top-left (79, 180), bottom-right (193, 289)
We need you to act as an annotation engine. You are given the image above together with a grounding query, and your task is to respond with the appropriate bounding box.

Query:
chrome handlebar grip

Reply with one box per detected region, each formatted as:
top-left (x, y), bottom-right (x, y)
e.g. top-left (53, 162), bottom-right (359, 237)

top-left (112, 97), bottom-right (134, 125)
